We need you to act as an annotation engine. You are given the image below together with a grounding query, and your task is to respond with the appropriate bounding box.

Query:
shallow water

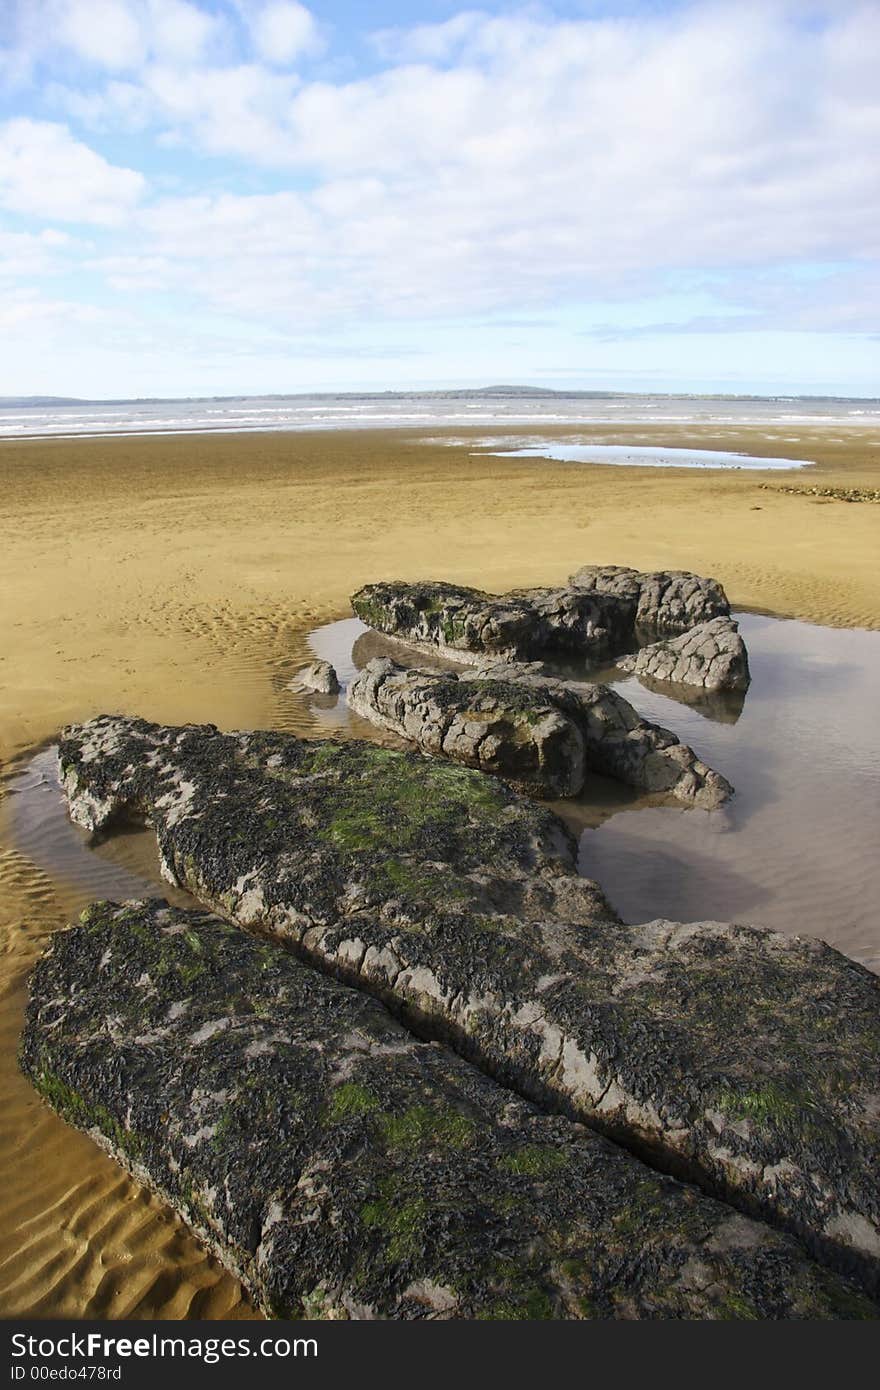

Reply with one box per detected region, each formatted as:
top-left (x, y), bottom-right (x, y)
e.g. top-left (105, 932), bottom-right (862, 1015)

top-left (480, 443), bottom-right (814, 470)
top-left (3, 389), bottom-right (879, 440)
top-left (8, 610), bottom-right (878, 973)
top-left (289, 611), bottom-right (880, 971)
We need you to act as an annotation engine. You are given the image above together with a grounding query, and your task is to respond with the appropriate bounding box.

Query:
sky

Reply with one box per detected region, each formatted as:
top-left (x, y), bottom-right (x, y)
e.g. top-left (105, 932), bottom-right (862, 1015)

top-left (0, 0), bottom-right (878, 398)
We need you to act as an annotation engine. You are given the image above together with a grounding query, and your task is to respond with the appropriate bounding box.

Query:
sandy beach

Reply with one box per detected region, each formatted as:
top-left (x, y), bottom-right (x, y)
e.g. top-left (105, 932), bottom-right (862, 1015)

top-left (1, 421), bottom-right (879, 1318)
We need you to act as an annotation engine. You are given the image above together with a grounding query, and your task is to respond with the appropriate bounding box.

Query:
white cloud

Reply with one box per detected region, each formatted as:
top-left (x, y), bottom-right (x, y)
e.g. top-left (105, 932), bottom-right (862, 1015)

top-left (6, 0), bottom-right (224, 76)
top-left (0, 287), bottom-right (110, 332)
top-left (0, 2), bottom-right (877, 393)
top-left (0, 227), bottom-right (76, 280)
top-left (147, 0), bottom-right (218, 65)
top-left (248, 2), bottom-right (320, 66)
top-left (0, 119), bottom-right (145, 223)
top-left (57, 0), bottom-right (144, 70)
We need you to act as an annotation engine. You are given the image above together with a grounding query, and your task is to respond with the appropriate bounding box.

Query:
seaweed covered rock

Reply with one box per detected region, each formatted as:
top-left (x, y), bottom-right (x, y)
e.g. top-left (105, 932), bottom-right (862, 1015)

top-left (460, 660), bottom-right (732, 808)
top-left (351, 569), bottom-right (738, 669)
top-left (618, 618), bottom-right (750, 693)
top-left (58, 716), bottom-right (880, 1294)
top-left (351, 579), bottom-right (636, 664)
top-left (348, 657), bottom-right (586, 797)
top-left (21, 901), bottom-right (876, 1320)
top-left (569, 565), bottom-right (730, 636)
top-left (349, 658), bottom-right (731, 808)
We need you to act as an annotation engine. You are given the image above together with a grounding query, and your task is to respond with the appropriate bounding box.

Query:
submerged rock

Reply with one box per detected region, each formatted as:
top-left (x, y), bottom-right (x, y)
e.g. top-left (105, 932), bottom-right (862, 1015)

top-left (21, 900), bottom-right (875, 1320)
top-left (293, 660), bottom-right (340, 695)
top-left (349, 657), bottom-right (731, 808)
top-left (58, 716), bottom-right (880, 1294)
top-left (569, 565), bottom-right (730, 635)
top-left (348, 657), bottom-right (585, 797)
top-left (618, 618), bottom-right (751, 693)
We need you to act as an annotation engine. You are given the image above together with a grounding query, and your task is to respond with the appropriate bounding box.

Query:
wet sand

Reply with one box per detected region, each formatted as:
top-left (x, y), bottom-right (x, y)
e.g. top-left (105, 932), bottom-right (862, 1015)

top-left (1, 422), bottom-right (878, 1318)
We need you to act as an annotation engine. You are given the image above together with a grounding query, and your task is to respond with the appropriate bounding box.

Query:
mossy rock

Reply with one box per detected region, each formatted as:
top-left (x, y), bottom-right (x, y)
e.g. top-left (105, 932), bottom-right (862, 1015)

top-left (20, 901), bottom-right (877, 1320)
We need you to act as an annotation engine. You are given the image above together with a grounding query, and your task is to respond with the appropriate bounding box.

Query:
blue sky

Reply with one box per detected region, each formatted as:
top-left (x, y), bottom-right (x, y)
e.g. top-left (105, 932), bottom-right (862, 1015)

top-left (0, 0), bottom-right (877, 397)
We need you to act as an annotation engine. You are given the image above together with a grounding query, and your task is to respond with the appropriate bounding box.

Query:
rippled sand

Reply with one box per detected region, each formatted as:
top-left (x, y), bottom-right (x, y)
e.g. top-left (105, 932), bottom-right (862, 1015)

top-left (0, 423), bottom-right (878, 1318)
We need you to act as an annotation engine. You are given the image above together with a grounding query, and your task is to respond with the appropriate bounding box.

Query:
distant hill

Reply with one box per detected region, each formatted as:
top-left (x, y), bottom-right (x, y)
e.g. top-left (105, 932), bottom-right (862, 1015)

top-left (0, 396), bottom-right (89, 407)
top-left (0, 387), bottom-right (876, 408)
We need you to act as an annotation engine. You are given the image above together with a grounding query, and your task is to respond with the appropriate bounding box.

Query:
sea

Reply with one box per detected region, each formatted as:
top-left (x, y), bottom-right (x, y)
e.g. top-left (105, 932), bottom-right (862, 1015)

top-left (1, 389), bottom-right (879, 440)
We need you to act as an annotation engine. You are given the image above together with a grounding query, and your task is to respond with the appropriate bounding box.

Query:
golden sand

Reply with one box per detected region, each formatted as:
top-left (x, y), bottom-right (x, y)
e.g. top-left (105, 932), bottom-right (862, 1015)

top-left (0, 422), bottom-right (878, 1318)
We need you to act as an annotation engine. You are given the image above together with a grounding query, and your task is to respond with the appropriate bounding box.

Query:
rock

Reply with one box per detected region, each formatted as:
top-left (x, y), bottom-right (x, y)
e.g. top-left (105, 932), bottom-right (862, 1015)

top-left (21, 900), bottom-right (876, 1320)
top-left (349, 657), bottom-right (731, 808)
top-left (351, 569), bottom-right (737, 668)
top-left (294, 660), bottom-right (340, 695)
top-left (569, 565), bottom-right (731, 635)
top-left (58, 716), bottom-right (880, 1294)
top-left (348, 657), bottom-right (586, 797)
top-left (351, 579), bottom-right (636, 664)
top-left (618, 618), bottom-right (751, 693)
top-left (460, 661), bottom-right (733, 809)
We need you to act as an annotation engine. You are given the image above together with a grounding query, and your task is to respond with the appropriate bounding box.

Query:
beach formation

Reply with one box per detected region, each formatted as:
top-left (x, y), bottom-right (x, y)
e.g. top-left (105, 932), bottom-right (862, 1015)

top-left (1, 418), bottom-right (879, 1319)
top-left (13, 552), bottom-right (880, 1320)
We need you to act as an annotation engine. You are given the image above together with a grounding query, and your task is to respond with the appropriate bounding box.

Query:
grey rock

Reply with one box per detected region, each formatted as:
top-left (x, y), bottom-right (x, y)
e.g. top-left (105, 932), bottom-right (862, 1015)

top-left (348, 657), bottom-right (585, 798)
top-left (351, 569), bottom-right (738, 670)
top-left (618, 618), bottom-right (751, 693)
top-left (569, 565), bottom-right (731, 635)
top-left (463, 660), bottom-right (733, 809)
top-left (350, 657), bottom-right (732, 808)
top-left (57, 716), bottom-right (880, 1294)
top-left (21, 900), bottom-right (875, 1320)
top-left (294, 660), bottom-right (340, 695)
top-left (352, 579), bottom-right (636, 663)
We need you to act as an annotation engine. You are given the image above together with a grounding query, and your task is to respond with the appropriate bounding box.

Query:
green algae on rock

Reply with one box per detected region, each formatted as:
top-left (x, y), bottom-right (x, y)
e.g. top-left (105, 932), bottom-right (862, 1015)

top-left (350, 567), bottom-right (732, 669)
top-left (57, 716), bottom-right (880, 1296)
top-left (19, 900), bottom-right (877, 1321)
top-left (351, 579), bottom-right (637, 664)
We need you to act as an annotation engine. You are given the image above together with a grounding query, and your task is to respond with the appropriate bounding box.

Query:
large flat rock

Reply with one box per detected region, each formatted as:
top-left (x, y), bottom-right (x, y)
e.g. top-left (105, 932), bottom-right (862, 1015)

top-left (20, 900), bottom-right (876, 1320)
top-left (58, 716), bottom-right (880, 1294)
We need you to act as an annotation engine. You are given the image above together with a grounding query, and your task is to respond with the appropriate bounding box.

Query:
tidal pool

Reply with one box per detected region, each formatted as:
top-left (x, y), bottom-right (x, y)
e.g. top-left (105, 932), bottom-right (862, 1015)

top-left (478, 443), bottom-right (815, 469)
top-left (6, 611), bottom-right (879, 972)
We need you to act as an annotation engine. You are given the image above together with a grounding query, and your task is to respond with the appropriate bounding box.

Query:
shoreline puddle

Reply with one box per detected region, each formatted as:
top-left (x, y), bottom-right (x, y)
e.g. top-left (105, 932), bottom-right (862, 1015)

top-left (477, 443), bottom-right (814, 470)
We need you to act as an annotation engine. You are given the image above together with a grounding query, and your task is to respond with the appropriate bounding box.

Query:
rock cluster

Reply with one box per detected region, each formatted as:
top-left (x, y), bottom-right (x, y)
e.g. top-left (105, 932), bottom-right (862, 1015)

top-left (51, 715), bottom-right (880, 1297)
top-left (349, 657), bottom-right (732, 807)
top-left (22, 900), bottom-right (875, 1320)
top-left (351, 566), bottom-right (745, 699)
top-left (351, 579), bottom-right (635, 665)
top-left (617, 618), bottom-right (751, 693)
top-left (760, 484), bottom-right (880, 504)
